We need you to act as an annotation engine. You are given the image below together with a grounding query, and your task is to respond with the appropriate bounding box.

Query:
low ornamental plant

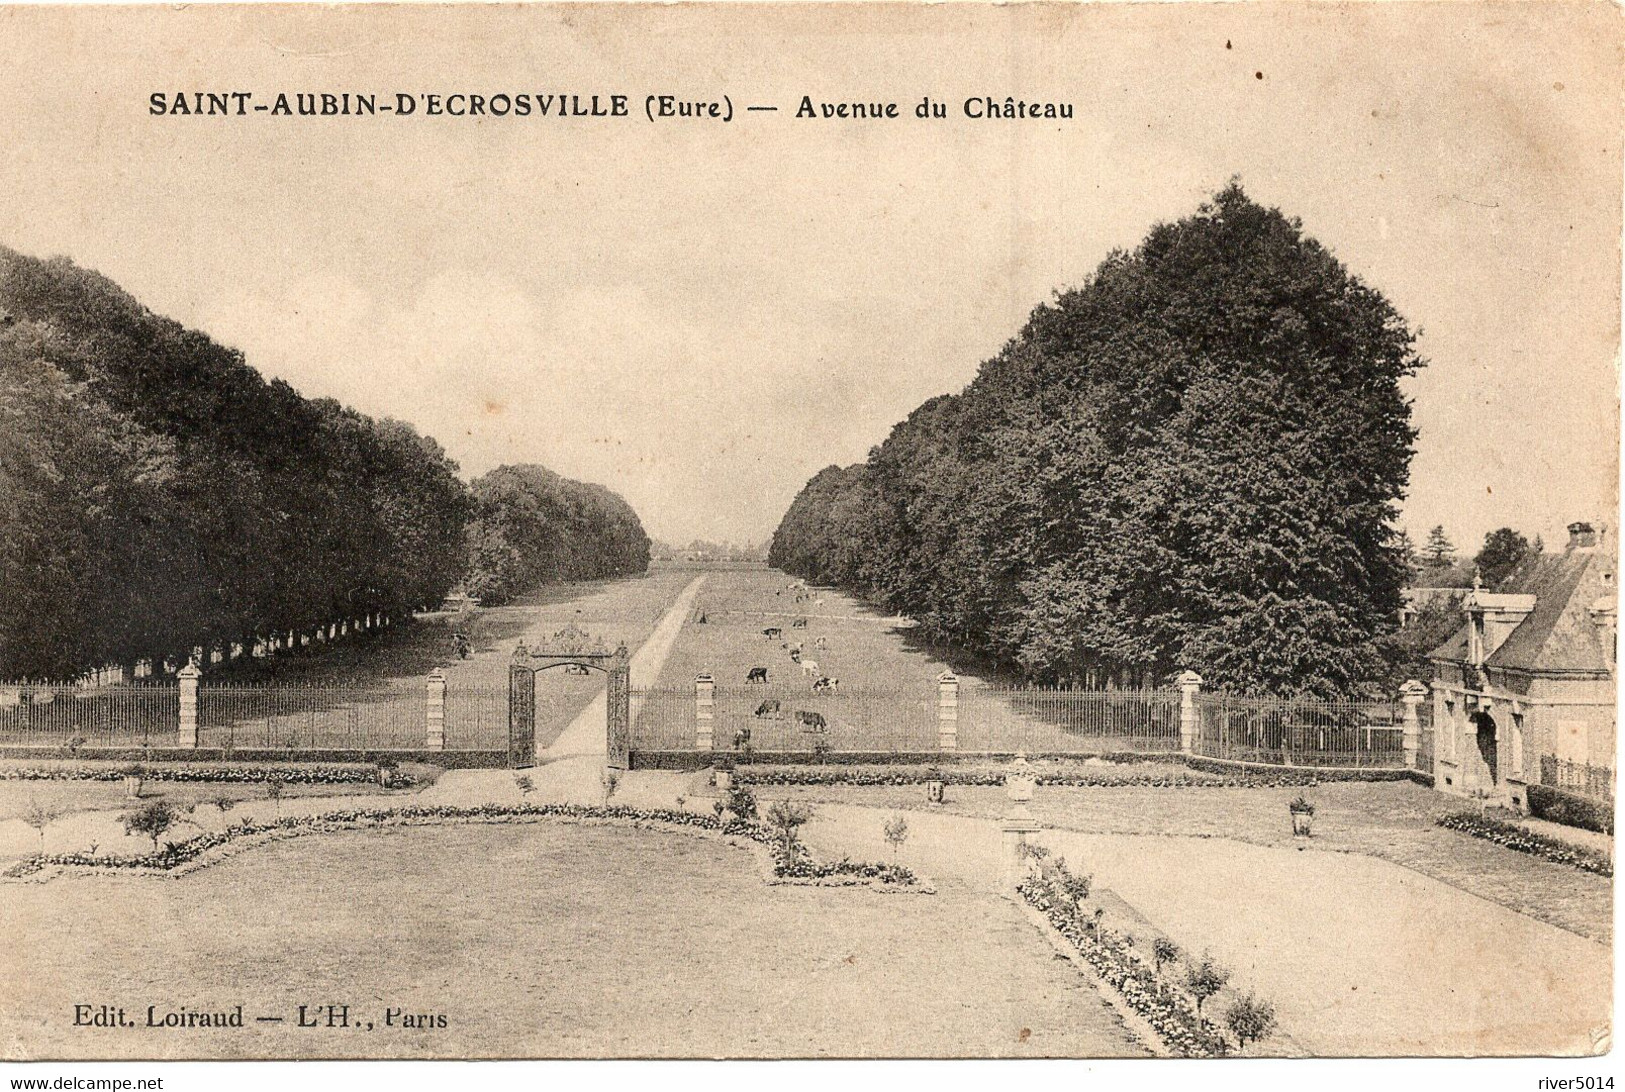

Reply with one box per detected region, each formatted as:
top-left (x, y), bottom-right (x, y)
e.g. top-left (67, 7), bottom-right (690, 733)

top-left (3, 802), bottom-right (922, 889)
top-left (1224, 992), bottom-right (1277, 1049)
top-left (122, 799), bottom-right (179, 851)
top-left (21, 797), bottom-right (56, 852)
top-left (766, 799), bottom-right (815, 846)
top-left (1437, 811), bottom-right (1613, 877)
top-left (1184, 954), bottom-right (1231, 1014)
top-left (882, 813), bottom-right (909, 856)
top-left (1152, 936), bottom-right (1181, 975)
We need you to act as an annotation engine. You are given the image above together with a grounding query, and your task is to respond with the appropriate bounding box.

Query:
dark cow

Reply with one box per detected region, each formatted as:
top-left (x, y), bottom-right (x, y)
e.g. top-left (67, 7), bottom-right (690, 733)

top-left (563, 663), bottom-right (590, 676)
top-left (732, 727), bottom-right (752, 749)
top-left (811, 676), bottom-right (840, 692)
top-left (754, 699), bottom-right (782, 718)
top-left (791, 619), bottom-right (808, 629)
top-left (746, 666), bottom-right (768, 684)
top-left (763, 627), bottom-right (782, 639)
top-left (788, 649), bottom-right (801, 664)
top-left (795, 710), bottom-right (828, 733)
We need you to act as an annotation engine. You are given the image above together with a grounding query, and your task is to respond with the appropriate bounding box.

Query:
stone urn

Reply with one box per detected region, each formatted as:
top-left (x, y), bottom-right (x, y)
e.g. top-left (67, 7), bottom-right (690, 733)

top-left (925, 779), bottom-right (946, 805)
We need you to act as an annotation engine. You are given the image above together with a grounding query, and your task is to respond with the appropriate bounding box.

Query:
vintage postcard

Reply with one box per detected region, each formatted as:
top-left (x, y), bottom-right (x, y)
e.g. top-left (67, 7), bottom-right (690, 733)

top-left (0, 0), bottom-right (1617, 1076)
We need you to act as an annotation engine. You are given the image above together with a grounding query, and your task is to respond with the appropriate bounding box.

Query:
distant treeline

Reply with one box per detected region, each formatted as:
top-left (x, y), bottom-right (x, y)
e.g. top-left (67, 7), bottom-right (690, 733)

top-left (770, 185), bottom-right (1422, 698)
top-left (0, 247), bottom-right (647, 679)
top-left (463, 465), bottom-right (650, 605)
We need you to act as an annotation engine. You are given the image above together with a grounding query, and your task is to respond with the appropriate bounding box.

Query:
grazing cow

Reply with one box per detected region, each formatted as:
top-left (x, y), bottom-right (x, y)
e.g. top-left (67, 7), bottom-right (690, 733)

top-left (763, 627), bottom-right (782, 639)
top-left (812, 676), bottom-right (840, 692)
top-left (733, 727), bottom-right (752, 749)
top-left (800, 659), bottom-right (819, 676)
top-left (754, 699), bottom-right (782, 718)
top-left (813, 636), bottom-right (827, 649)
top-left (789, 649), bottom-right (802, 664)
top-left (746, 666), bottom-right (768, 684)
top-left (795, 710), bottom-right (828, 733)
top-left (792, 619), bottom-right (808, 629)
top-left (563, 663), bottom-right (590, 676)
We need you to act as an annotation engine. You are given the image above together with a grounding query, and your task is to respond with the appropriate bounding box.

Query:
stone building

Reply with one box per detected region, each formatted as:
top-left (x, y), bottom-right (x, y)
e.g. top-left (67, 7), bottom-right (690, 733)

top-left (1428, 522), bottom-right (1616, 809)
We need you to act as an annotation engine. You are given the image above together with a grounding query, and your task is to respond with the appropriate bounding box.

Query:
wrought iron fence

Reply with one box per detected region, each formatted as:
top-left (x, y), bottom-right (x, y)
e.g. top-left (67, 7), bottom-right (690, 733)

top-left (198, 683), bottom-right (426, 750)
top-left (1193, 694), bottom-right (1407, 768)
top-left (1539, 754), bottom-right (1614, 801)
top-left (444, 684), bottom-right (509, 750)
top-left (958, 686), bottom-right (1181, 753)
top-left (0, 683), bottom-right (178, 747)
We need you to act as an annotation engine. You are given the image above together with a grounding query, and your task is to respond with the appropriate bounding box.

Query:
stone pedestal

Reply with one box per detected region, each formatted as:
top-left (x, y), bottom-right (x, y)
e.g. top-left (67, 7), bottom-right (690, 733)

top-left (1002, 752), bottom-right (1041, 890)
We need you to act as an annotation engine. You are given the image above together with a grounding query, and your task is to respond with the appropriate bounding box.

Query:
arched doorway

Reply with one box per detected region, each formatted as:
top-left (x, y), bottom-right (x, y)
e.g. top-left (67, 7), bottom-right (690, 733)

top-left (1473, 711), bottom-right (1499, 786)
top-left (508, 626), bottom-right (630, 769)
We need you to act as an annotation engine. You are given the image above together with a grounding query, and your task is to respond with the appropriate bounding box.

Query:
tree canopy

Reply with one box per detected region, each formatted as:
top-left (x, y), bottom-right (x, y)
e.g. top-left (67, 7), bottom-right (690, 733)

top-left (0, 246), bottom-right (649, 679)
top-left (461, 465), bottom-right (650, 605)
top-left (770, 184), bottom-right (1423, 697)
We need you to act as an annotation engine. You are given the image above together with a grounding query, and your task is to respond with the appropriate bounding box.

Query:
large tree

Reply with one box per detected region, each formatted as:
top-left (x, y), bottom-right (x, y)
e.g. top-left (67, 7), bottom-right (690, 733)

top-left (771, 183), bottom-right (1423, 697)
top-left (1474, 527), bottom-right (1533, 589)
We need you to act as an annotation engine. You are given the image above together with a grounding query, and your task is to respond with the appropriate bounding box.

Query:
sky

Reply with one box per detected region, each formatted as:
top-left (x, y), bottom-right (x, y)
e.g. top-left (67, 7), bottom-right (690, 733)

top-left (0, 2), bottom-right (1618, 550)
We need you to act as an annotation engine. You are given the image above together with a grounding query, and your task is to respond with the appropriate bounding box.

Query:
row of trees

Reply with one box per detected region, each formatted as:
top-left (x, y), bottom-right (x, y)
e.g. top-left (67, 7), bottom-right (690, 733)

top-left (462, 465), bottom-right (650, 605)
top-left (771, 185), bottom-right (1424, 698)
top-left (0, 247), bottom-right (648, 679)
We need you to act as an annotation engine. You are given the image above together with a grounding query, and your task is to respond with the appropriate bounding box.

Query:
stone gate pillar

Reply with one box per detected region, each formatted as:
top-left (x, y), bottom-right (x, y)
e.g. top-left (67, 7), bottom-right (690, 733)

top-left (1177, 670), bottom-right (1203, 754)
top-left (606, 644), bottom-right (631, 770)
top-left (177, 661), bottom-right (201, 749)
top-left (508, 662), bottom-right (536, 768)
top-left (426, 668), bottom-right (447, 751)
top-left (1400, 679), bottom-right (1428, 771)
top-left (695, 673), bottom-right (715, 752)
top-left (937, 671), bottom-right (959, 751)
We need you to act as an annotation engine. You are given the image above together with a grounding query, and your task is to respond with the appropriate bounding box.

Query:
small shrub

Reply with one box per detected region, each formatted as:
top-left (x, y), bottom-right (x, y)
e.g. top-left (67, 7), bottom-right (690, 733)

top-left (211, 795), bottom-right (237, 817)
top-left (1224, 992), bottom-right (1277, 1048)
top-left (601, 768), bottom-right (621, 804)
top-left (21, 797), bottom-right (56, 851)
top-left (1052, 857), bottom-right (1091, 903)
top-left (265, 774), bottom-right (287, 816)
top-left (722, 784), bottom-right (758, 821)
top-left (1185, 953), bottom-right (1231, 1013)
top-left (122, 800), bottom-right (179, 850)
top-left (767, 799), bottom-right (815, 846)
top-left (515, 775), bottom-right (535, 796)
top-left (883, 813), bottom-right (909, 856)
top-left (1152, 936), bottom-right (1181, 975)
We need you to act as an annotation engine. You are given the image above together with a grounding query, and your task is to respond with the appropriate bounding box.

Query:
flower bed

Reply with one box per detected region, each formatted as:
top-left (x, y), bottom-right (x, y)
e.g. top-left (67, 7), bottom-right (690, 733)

top-left (3, 803), bottom-right (921, 889)
top-left (1019, 864), bottom-right (1238, 1057)
top-left (0, 764), bottom-right (413, 787)
top-left (735, 765), bottom-right (1322, 790)
top-left (1437, 812), bottom-right (1613, 877)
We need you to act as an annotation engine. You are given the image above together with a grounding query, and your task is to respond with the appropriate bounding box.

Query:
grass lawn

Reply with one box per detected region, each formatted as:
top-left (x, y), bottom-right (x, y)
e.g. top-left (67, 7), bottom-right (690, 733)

top-left (767, 778), bottom-right (1614, 944)
top-left (652, 569), bottom-right (1177, 753)
top-left (1, 823), bottom-right (1146, 1059)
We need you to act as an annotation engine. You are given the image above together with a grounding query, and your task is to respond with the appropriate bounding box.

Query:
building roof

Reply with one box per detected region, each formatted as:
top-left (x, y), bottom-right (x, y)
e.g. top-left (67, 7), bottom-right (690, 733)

top-left (1429, 545), bottom-right (1616, 674)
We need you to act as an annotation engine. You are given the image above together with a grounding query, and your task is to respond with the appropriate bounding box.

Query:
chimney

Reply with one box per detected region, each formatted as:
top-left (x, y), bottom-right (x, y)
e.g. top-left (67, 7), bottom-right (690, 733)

top-left (1569, 522), bottom-right (1598, 550)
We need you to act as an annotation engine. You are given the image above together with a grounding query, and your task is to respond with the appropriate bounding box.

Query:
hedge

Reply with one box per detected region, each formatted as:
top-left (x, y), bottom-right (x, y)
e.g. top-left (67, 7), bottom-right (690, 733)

top-left (1525, 784), bottom-right (1614, 835)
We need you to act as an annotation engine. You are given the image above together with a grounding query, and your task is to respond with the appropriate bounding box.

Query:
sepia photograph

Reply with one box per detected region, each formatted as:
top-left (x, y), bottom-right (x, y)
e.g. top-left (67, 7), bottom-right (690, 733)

top-left (0, 0), bottom-right (1618, 1080)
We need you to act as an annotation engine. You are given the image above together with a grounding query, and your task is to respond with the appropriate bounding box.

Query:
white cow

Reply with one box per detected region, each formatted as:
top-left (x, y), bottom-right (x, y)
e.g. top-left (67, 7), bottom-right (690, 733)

top-left (800, 659), bottom-right (819, 676)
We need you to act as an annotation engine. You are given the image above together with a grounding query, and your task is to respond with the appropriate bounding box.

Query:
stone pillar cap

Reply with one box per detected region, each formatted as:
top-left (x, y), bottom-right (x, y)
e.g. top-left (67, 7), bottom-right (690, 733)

top-left (1176, 670), bottom-right (1203, 686)
top-left (695, 672), bottom-right (715, 682)
top-left (177, 661), bottom-right (202, 679)
top-left (937, 671), bottom-right (959, 683)
top-left (1399, 679), bottom-right (1430, 698)
top-left (428, 667), bottom-right (446, 680)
